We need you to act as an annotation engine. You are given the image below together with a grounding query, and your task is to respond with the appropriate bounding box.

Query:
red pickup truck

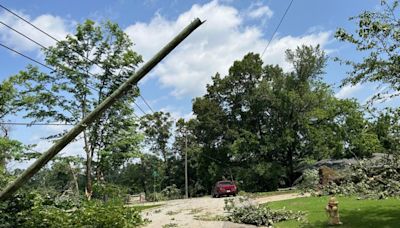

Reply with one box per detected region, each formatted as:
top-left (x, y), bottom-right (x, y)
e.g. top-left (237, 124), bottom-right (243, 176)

top-left (211, 180), bottom-right (237, 198)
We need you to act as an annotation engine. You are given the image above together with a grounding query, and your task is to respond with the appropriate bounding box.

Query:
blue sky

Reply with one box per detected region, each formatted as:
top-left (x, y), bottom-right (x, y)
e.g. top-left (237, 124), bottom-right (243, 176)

top-left (1, 0), bottom-right (399, 166)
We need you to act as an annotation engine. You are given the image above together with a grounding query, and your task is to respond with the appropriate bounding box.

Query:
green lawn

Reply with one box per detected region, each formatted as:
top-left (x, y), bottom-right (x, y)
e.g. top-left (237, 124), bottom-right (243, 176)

top-left (239, 189), bottom-right (298, 198)
top-left (267, 196), bottom-right (400, 228)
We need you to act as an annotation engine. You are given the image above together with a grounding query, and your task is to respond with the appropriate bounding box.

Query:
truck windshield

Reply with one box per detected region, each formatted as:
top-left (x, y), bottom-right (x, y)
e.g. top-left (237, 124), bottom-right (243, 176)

top-left (219, 181), bottom-right (233, 185)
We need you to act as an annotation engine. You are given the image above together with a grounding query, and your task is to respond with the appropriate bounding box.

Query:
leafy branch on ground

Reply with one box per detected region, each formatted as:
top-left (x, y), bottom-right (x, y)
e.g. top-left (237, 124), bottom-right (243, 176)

top-left (320, 156), bottom-right (400, 199)
top-left (223, 197), bottom-right (305, 227)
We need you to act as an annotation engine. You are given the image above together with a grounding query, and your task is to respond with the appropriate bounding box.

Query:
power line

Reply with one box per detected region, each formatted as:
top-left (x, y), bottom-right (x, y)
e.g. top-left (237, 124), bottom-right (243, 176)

top-left (0, 43), bottom-right (54, 71)
top-left (0, 19), bottom-right (146, 116)
top-left (0, 13), bottom-right (150, 117)
top-left (139, 94), bottom-right (155, 113)
top-left (0, 21), bottom-right (46, 49)
top-left (261, 0), bottom-right (295, 58)
top-left (0, 4), bottom-right (60, 43)
top-left (0, 3), bottom-right (103, 70)
top-left (0, 41), bottom-right (142, 120)
top-left (134, 101), bottom-right (148, 116)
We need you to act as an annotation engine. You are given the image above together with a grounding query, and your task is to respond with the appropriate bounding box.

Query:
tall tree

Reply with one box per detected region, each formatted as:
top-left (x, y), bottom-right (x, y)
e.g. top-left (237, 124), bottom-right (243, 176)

top-left (140, 111), bottom-right (173, 186)
top-left (0, 79), bottom-right (26, 173)
top-left (14, 20), bottom-right (143, 199)
top-left (192, 46), bottom-right (380, 191)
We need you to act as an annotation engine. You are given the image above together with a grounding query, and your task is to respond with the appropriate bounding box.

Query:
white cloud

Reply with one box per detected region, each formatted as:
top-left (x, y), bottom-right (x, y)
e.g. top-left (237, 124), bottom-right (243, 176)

top-left (335, 84), bottom-right (363, 99)
top-left (125, 0), bottom-right (331, 98)
top-left (30, 125), bottom-right (85, 158)
top-left (248, 5), bottom-right (273, 19)
top-left (0, 10), bottom-right (71, 52)
top-left (8, 125), bottom-right (84, 170)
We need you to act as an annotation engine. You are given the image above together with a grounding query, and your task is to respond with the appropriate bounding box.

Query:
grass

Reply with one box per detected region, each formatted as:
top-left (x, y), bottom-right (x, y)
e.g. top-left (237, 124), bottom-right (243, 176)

top-left (267, 196), bottom-right (400, 228)
top-left (130, 204), bottom-right (162, 211)
top-left (238, 189), bottom-right (298, 198)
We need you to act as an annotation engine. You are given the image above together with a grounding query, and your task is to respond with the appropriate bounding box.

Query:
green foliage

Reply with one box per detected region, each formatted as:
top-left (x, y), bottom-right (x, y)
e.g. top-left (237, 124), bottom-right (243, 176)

top-left (146, 185), bottom-right (182, 202)
top-left (269, 196), bottom-right (400, 227)
top-left (0, 191), bottom-right (145, 228)
top-left (320, 156), bottom-right (400, 199)
top-left (223, 197), bottom-right (304, 226)
top-left (69, 200), bottom-right (145, 228)
top-left (140, 111), bottom-right (173, 162)
top-left (297, 169), bottom-right (319, 191)
top-left (191, 46), bottom-right (377, 191)
top-left (92, 182), bottom-right (129, 201)
top-left (160, 184), bottom-right (182, 200)
top-left (371, 108), bottom-right (400, 154)
top-left (140, 111), bottom-right (175, 187)
top-left (12, 19), bottom-right (143, 196)
top-left (146, 192), bottom-right (166, 202)
top-left (335, 0), bottom-right (400, 101)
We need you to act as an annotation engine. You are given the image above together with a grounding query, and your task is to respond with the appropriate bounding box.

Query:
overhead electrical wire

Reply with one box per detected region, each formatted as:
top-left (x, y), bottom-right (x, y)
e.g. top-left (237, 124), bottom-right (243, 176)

top-left (0, 20), bottom-right (146, 117)
top-left (139, 94), bottom-right (155, 114)
top-left (0, 42), bottom-right (141, 120)
top-left (260, 0), bottom-right (295, 58)
top-left (134, 101), bottom-right (148, 116)
top-left (0, 4), bottom-right (155, 116)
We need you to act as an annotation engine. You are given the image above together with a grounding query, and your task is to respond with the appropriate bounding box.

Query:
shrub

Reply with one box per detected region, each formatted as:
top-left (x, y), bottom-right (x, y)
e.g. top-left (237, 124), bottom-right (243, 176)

top-left (297, 169), bottom-right (319, 191)
top-left (92, 182), bottom-right (129, 201)
top-left (0, 191), bottom-right (146, 228)
top-left (223, 197), bottom-right (304, 226)
top-left (161, 184), bottom-right (181, 200)
top-left (146, 192), bottom-right (166, 202)
top-left (70, 200), bottom-right (145, 227)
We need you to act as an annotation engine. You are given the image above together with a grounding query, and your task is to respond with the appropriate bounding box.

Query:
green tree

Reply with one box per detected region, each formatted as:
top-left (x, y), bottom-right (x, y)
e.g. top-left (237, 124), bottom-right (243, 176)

top-left (170, 118), bottom-right (203, 196)
top-left (140, 111), bottom-right (173, 186)
top-left (0, 79), bottom-right (27, 173)
top-left (335, 0), bottom-right (400, 101)
top-left (14, 20), bottom-right (143, 199)
top-left (192, 46), bottom-right (380, 190)
top-left (372, 108), bottom-right (400, 154)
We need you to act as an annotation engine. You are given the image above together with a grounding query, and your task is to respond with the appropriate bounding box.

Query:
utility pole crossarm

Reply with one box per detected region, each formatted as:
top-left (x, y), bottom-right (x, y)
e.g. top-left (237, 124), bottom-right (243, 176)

top-left (0, 18), bottom-right (204, 201)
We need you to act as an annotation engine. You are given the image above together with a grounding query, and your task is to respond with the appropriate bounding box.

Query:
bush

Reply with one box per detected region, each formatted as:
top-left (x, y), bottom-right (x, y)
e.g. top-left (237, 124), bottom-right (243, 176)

top-left (146, 185), bottom-right (182, 202)
top-left (70, 200), bottom-right (145, 227)
top-left (0, 191), bottom-right (146, 228)
top-left (297, 169), bottom-right (319, 191)
top-left (161, 184), bottom-right (181, 200)
top-left (146, 192), bottom-right (166, 202)
top-left (223, 197), bottom-right (304, 226)
top-left (92, 182), bottom-right (129, 201)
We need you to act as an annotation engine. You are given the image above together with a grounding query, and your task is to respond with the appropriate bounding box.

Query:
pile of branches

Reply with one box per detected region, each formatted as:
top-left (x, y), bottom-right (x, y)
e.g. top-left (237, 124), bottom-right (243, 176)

top-left (223, 197), bottom-right (304, 227)
top-left (320, 155), bottom-right (400, 199)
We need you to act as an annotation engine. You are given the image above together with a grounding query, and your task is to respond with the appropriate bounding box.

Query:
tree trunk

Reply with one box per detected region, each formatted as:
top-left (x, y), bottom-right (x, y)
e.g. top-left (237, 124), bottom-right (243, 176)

top-left (68, 161), bottom-right (80, 196)
top-left (287, 148), bottom-right (294, 186)
top-left (84, 130), bottom-right (92, 200)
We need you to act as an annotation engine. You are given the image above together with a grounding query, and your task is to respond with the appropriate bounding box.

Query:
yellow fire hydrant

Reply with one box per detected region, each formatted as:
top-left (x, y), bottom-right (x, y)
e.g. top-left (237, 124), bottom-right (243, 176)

top-left (325, 196), bottom-right (342, 225)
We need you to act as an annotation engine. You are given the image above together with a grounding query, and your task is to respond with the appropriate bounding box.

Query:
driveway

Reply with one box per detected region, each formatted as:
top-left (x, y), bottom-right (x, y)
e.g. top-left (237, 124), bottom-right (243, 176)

top-left (139, 193), bottom-right (308, 228)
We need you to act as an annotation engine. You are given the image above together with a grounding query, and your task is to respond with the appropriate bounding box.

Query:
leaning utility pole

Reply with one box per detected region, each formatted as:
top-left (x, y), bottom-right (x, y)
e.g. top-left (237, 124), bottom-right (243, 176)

top-left (0, 18), bottom-right (203, 201)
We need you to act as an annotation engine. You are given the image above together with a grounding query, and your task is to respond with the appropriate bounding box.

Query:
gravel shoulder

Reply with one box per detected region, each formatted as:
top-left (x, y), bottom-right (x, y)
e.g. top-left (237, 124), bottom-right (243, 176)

top-left (139, 193), bottom-right (308, 228)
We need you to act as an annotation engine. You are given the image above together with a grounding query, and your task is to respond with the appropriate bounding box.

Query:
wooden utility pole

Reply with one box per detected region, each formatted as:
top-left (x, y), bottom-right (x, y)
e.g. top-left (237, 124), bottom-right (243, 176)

top-left (185, 133), bottom-right (188, 199)
top-left (0, 18), bottom-right (203, 201)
